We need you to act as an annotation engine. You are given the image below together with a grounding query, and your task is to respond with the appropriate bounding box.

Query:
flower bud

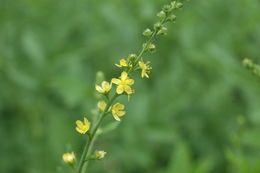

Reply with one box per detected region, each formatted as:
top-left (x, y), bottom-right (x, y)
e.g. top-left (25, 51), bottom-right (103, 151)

top-left (97, 101), bottom-right (107, 112)
top-left (96, 71), bottom-right (105, 86)
top-left (243, 58), bottom-right (253, 68)
top-left (62, 152), bottom-right (76, 165)
top-left (148, 44), bottom-right (156, 53)
top-left (167, 14), bottom-right (177, 22)
top-left (128, 54), bottom-right (137, 65)
top-left (128, 54), bottom-right (137, 60)
top-left (176, 2), bottom-right (183, 9)
top-left (162, 5), bottom-right (172, 13)
top-left (171, 1), bottom-right (176, 8)
top-left (143, 28), bottom-right (153, 37)
top-left (95, 151), bottom-right (107, 160)
top-left (154, 23), bottom-right (162, 30)
top-left (157, 27), bottom-right (168, 35)
top-left (157, 11), bottom-right (166, 20)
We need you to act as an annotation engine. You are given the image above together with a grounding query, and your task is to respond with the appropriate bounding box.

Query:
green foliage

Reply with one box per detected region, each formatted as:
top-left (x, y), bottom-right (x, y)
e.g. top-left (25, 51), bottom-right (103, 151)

top-left (0, 0), bottom-right (260, 173)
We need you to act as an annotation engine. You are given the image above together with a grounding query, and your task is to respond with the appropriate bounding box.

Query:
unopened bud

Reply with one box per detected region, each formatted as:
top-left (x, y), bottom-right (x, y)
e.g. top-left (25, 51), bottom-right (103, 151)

top-left (62, 152), bottom-right (76, 165)
top-left (157, 11), bottom-right (166, 20)
top-left (171, 1), bottom-right (177, 8)
top-left (162, 5), bottom-right (172, 13)
top-left (157, 27), bottom-right (168, 35)
top-left (243, 58), bottom-right (253, 68)
top-left (154, 23), bottom-right (162, 30)
top-left (128, 54), bottom-right (137, 60)
top-left (97, 101), bottom-right (107, 112)
top-left (95, 151), bottom-right (107, 160)
top-left (148, 44), bottom-right (156, 53)
top-left (143, 28), bottom-right (153, 37)
top-left (176, 2), bottom-right (183, 9)
top-left (167, 14), bottom-right (177, 22)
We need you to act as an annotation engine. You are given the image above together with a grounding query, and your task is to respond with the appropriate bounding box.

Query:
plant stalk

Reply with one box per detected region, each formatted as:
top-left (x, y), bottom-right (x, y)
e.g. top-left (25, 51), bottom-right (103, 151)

top-left (77, 94), bottom-right (118, 173)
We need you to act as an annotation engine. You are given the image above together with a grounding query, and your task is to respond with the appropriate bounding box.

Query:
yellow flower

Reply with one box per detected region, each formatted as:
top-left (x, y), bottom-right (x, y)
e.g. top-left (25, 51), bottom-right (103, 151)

top-left (112, 71), bottom-right (134, 95)
top-left (95, 81), bottom-right (111, 94)
top-left (115, 59), bottom-right (127, 67)
top-left (97, 101), bottom-right (107, 112)
top-left (95, 151), bottom-right (107, 160)
top-left (115, 58), bottom-right (132, 68)
top-left (75, 117), bottom-right (90, 134)
top-left (139, 61), bottom-right (152, 78)
top-left (62, 152), bottom-right (76, 165)
top-left (111, 103), bottom-right (125, 121)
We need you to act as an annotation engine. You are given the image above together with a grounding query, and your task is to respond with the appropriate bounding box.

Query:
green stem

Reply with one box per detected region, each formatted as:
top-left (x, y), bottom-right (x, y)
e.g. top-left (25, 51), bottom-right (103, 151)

top-left (77, 5), bottom-right (176, 173)
top-left (77, 94), bottom-right (118, 173)
top-left (132, 18), bottom-right (167, 69)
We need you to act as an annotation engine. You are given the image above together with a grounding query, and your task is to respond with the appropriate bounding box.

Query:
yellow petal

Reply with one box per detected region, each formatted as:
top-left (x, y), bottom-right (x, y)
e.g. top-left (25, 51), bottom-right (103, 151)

top-left (141, 70), bottom-right (147, 78)
top-left (116, 86), bottom-right (124, 94)
top-left (125, 79), bottom-right (134, 85)
top-left (104, 82), bottom-right (111, 92)
top-left (95, 85), bottom-right (103, 93)
top-left (139, 61), bottom-right (145, 69)
top-left (76, 120), bottom-right (84, 128)
top-left (124, 85), bottom-right (133, 95)
top-left (84, 117), bottom-right (90, 125)
top-left (112, 109), bottom-right (116, 116)
top-left (120, 71), bottom-right (128, 81)
top-left (112, 78), bottom-right (121, 85)
top-left (76, 127), bottom-right (84, 134)
top-left (113, 114), bottom-right (121, 121)
top-left (101, 81), bottom-right (108, 89)
top-left (120, 59), bottom-right (127, 66)
top-left (117, 103), bottom-right (125, 110)
top-left (117, 111), bottom-right (125, 117)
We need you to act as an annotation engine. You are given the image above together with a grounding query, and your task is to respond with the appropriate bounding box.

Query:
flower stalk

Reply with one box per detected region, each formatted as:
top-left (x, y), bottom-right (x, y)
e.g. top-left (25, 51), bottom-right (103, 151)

top-left (77, 93), bottom-right (118, 173)
top-left (61, 1), bottom-right (186, 173)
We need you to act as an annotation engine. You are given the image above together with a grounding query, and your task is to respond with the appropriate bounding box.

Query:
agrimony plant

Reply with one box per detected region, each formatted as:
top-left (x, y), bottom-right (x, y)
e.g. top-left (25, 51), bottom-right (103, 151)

top-left (62, 1), bottom-right (186, 172)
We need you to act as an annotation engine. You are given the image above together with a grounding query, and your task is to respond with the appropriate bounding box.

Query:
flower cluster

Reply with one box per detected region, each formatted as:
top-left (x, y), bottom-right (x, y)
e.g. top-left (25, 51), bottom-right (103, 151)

top-left (62, 1), bottom-right (185, 172)
top-left (243, 58), bottom-right (260, 78)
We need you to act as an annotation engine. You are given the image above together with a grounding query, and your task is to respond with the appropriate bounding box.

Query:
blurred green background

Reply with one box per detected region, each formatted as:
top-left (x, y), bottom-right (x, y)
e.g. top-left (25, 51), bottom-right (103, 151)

top-left (1, 0), bottom-right (260, 173)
